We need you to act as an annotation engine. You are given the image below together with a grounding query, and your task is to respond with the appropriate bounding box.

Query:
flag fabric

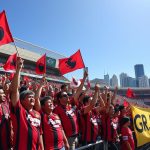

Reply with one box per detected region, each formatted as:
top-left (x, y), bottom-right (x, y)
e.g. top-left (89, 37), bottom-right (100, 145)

top-left (126, 88), bottom-right (135, 98)
top-left (131, 105), bottom-right (150, 147)
top-left (123, 100), bottom-right (129, 107)
top-left (58, 49), bottom-right (85, 75)
top-left (0, 10), bottom-right (14, 46)
top-left (36, 54), bottom-right (46, 74)
top-left (3, 53), bottom-right (17, 71)
top-left (9, 73), bottom-right (15, 81)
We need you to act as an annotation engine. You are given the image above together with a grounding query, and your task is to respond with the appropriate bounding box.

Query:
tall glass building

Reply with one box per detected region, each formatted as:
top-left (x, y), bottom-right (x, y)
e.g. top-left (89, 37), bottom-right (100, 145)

top-left (134, 64), bottom-right (145, 87)
top-left (134, 64), bottom-right (145, 79)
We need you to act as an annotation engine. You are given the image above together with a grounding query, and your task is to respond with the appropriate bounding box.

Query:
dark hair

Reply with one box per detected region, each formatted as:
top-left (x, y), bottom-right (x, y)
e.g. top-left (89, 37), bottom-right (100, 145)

top-left (83, 96), bottom-right (91, 105)
top-left (56, 91), bottom-right (62, 100)
top-left (119, 105), bottom-right (125, 111)
top-left (20, 90), bottom-right (35, 101)
top-left (19, 86), bottom-right (28, 93)
top-left (120, 117), bottom-right (130, 126)
top-left (40, 96), bottom-right (53, 106)
top-left (61, 84), bottom-right (67, 90)
top-left (114, 107), bottom-right (120, 113)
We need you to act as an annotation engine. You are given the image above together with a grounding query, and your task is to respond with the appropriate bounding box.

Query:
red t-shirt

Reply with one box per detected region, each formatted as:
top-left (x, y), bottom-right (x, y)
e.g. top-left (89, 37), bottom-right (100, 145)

top-left (53, 105), bottom-right (79, 137)
top-left (101, 114), bottom-right (119, 142)
top-left (81, 107), bottom-right (99, 142)
top-left (121, 127), bottom-right (135, 150)
top-left (41, 112), bottom-right (64, 150)
top-left (11, 101), bottom-right (42, 150)
top-left (0, 103), bottom-right (10, 150)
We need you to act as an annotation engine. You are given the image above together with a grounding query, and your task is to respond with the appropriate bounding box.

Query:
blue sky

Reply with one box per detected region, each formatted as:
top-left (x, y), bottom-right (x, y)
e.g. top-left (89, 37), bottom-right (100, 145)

top-left (1, 0), bottom-right (150, 81)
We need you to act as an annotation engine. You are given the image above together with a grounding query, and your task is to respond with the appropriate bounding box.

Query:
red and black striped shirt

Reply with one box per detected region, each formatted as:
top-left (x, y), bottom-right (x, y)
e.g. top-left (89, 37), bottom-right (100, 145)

top-left (11, 101), bottom-right (42, 150)
top-left (53, 105), bottom-right (79, 137)
top-left (41, 112), bottom-right (64, 150)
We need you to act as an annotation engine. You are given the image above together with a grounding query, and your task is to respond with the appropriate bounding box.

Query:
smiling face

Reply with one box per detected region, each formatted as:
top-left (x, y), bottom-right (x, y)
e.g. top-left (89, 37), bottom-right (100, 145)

top-left (59, 92), bottom-right (69, 106)
top-left (21, 94), bottom-right (35, 111)
top-left (43, 99), bottom-right (54, 114)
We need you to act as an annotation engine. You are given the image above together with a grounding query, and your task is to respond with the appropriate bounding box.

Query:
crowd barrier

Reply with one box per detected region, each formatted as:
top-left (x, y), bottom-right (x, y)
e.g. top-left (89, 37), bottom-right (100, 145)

top-left (75, 140), bottom-right (150, 150)
top-left (76, 140), bottom-right (103, 150)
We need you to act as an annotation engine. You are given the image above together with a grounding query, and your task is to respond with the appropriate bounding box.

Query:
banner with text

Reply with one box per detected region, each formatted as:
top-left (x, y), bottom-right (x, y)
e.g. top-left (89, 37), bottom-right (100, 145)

top-left (131, 105), bottom-right (150, 147)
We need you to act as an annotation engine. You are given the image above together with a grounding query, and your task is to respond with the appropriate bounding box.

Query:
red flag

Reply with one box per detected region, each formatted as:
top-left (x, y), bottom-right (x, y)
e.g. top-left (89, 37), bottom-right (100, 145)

top-left (123, 100), bottom-right (129, 107)
top-left (9, 73), bottom-right (14, 81)
top-left (0, 10), bottom-right (14, 46)
top-left (36, 54), bottom-right (46, 74)
top-left (58, 49), bottom-right (85, 75)
top-left (3, 53), bottom-right (17, 71)
top-left (126, 88), bottom-right (135, 98)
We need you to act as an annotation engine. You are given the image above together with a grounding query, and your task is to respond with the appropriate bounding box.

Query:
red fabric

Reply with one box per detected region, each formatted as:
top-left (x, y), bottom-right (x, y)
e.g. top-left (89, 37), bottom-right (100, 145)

top-left (3, 53), bottom-right (17, 71)
top-left (10, 101), bottom-right (42, 150)
top-left (36, 54), bottom-right (46, 74)
top-left (123, 100), bottom-right (129, 107)
top-left (23, 76), bottom-right (30, 82)
top-left (121, 127), bottom-right (135, 150)
top-left (41, 112), bottom-right (64, 150)
top-left (0, 10), bottom-right (14, 46)
top-left (80, 108), bottom-right (99, 142)
top-left (59, 49), bottom-right (85, 75)
top-left (101, 114), bottom-right (118, 142)
top-left (53, 105), bottom-right (79, 137)
top-left (126, 88), bottom-right (135, 98)
top-left (9, 73), bottom-right (15, 81)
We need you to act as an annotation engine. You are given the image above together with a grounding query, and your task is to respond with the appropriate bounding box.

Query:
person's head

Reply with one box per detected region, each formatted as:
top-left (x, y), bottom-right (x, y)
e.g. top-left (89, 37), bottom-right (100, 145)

top-left (109, 105), bottom-right (115, 116)
top-left (40, 96), bottom-right (54, 114)
top-left (3, 80), bottom-right (11, 93)
top-left (114, 106), bottom-right (120, 116)
top-left (0, 86), bottom-right (6, 103)
top-left (20, 90), bottom-right (35, 110)
top-left (83, 95), bottom-right (92, 106)
top-left (58, 91), bottom-right (69, 106)
top-left (119, 105), bottom-right (126, 115)
top-left (121, 117), bottom-right (130, 127)
top-left (61, 84), bottom-right (68, 92)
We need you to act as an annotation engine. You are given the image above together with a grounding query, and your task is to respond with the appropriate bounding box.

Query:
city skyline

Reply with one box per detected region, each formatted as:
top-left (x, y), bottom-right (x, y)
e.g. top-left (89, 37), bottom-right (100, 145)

top-left (103, 64), bottom-right (150, 87)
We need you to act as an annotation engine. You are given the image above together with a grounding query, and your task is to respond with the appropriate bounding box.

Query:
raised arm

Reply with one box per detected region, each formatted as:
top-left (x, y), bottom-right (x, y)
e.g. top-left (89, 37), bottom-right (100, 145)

top-left (73, 71), bottom-right (88, 103)
top-left (111, 86), bottom-right (118, 105)
top-left (83, 84), bottom-right (99, 114)
top-left (11, 57), bottom-right (23, 106)
top-left (34, 77), bottom-right (46, 111)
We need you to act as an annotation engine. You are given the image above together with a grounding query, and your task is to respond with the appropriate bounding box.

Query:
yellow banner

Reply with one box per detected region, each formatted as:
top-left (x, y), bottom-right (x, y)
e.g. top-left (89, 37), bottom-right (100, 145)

top-left (131, 105), bottom-right (150, 147)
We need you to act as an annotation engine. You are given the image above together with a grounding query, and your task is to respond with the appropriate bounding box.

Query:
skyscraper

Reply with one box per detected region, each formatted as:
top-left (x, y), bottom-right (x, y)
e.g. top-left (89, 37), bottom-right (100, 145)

top-left (138, 75), bottom-right (149, 87)
top-left (120, 73), bottom-right (128, 87)
top-left (134, 64), bottom-right (145, 87)
top-left (104, 74), bottom-right (110, 86)
top-left (110, 74), bottom-right (118, 87)
top-left (134, 64), bottom-right (145, 79)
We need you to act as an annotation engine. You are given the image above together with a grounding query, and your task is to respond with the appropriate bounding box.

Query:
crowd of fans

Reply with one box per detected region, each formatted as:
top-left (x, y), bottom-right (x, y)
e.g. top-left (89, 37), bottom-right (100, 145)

top-left (0, 57), bottom-right (138, 150)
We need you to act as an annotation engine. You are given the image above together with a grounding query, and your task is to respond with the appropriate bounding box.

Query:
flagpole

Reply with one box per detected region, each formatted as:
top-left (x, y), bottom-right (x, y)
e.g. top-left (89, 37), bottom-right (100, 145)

top-left (13, 42), bottom-right (19, 56)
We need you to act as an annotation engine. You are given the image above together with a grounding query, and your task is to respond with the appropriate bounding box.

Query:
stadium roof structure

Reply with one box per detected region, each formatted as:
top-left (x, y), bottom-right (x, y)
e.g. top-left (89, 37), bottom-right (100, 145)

top-left (0, 38), bottom-right (66, 62)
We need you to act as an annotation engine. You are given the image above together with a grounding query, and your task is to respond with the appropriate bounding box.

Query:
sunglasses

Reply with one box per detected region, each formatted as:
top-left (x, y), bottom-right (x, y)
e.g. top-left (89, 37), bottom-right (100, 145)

top-left (61, 94), bottom-right (68, 98)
